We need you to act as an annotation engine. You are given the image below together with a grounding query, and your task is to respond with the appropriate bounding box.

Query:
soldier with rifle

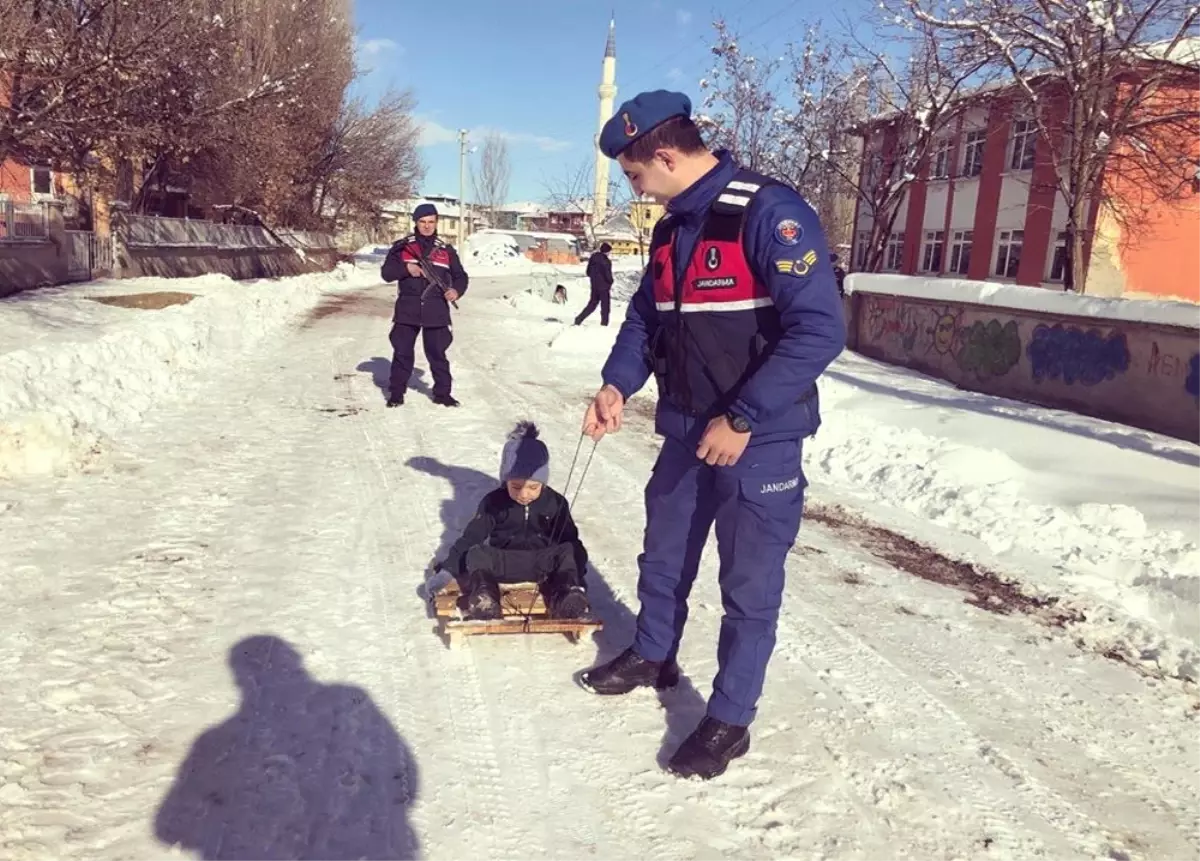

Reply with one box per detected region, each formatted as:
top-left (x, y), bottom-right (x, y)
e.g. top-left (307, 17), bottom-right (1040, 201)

top-left (381, 202), bottom-right (469, 408)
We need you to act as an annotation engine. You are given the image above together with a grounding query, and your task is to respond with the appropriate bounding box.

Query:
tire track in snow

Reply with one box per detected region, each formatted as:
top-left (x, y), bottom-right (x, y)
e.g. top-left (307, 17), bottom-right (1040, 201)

top-left (773, 596), bottom-right (1105, 859)
top-left (794, 517), bottom-right (1200, 858)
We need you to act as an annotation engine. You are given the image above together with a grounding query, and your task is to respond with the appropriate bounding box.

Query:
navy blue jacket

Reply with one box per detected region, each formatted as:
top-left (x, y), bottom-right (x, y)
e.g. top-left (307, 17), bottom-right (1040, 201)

top-left (600, 151), bottom-right (846, 446)
top-left (381, 233), bottom-right (469, 328)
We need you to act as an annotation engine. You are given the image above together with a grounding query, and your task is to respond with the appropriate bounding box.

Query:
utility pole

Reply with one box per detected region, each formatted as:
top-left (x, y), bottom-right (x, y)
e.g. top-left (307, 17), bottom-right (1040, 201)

top-left (457, 129), bottom-right (469, 246)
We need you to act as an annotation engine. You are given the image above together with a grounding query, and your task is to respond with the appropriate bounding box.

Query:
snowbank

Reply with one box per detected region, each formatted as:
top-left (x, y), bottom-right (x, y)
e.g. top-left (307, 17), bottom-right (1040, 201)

top-left (846, 273), bottom-right (1200, 329)
top-left (0, 264), bottom-right (374, 478)
top-left (460, 231), bottom-right (553, 277)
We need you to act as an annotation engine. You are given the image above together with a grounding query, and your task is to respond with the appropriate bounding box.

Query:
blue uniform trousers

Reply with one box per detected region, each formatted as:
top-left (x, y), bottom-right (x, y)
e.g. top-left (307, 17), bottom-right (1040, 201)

top-left (631, 434), bottom-right (807, 726)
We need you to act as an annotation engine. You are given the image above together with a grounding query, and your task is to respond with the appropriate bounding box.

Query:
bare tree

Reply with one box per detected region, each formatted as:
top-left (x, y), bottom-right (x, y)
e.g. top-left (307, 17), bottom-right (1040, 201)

top-left (471, 132), bottom-right (511, 228)
top-left (540, 155), bottom-right (633, 245)
top-left (892, 0), bottom-right (1200, 292)
top-left (819, 20), bottom-right (991, 272)
top-left (697, 19), bottom-right (874, 251)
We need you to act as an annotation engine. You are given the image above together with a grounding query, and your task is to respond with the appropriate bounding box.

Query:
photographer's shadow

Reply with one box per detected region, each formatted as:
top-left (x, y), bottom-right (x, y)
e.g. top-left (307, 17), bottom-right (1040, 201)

top-left (154, 635), bottom-right (419, 860)
top-left (405, 455), bottom-right (707, 770)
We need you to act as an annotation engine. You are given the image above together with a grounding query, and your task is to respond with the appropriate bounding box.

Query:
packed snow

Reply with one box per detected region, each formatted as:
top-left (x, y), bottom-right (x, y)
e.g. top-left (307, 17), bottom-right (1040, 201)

top-left (1, 265), bottom-right (1197, 859)
top-left (847, 272), bottom-right (1200, 328)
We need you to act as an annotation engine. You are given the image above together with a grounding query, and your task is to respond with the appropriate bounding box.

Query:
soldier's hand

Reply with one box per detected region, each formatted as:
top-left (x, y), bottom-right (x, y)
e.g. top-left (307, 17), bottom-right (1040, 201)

top-left (405, 262), bottom-right (423, 277)
top-left (583, 385), bottom-right (625, 441)
top-left (444, 289), bottom-right (460, 302)
top-left (696, 415), bottom-right (751, 466)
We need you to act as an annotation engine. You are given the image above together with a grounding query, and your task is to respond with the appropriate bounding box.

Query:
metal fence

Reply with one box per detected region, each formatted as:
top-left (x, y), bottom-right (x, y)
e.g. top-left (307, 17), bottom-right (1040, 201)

top-left (0, 200), bottom-right (49, 241)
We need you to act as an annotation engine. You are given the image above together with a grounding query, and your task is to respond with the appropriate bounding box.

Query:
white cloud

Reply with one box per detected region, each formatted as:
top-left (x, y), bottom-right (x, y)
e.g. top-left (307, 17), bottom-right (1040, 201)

top-left (416, 117), bottom-right (572, 153)
top-left (667, 67), bottom-right (685, 83)
top-left (359, 38), bottom-right (400, 56)
top-left (675, 8), bottom-right (692, 26)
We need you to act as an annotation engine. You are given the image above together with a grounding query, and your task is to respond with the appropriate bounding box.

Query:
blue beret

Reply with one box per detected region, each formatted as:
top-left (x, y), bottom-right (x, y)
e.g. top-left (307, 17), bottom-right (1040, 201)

top-left (599, 89), bottom-right (692, 159)
top-left (413, 202), bottom-right (438, 220)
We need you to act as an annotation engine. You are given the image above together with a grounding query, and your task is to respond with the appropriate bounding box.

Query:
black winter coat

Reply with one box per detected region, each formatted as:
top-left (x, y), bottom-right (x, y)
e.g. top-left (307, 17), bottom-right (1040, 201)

top-left (381, 233), bottom-right (469, 328)
top-left (586, 251), bottom-right (614, 292)
top-left (441, 486), bottom-right (589, 578)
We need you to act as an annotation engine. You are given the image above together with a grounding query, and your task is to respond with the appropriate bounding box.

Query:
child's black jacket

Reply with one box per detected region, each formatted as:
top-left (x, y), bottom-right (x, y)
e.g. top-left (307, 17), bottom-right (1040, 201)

top-left (442, 486), bottom-right (589, 576)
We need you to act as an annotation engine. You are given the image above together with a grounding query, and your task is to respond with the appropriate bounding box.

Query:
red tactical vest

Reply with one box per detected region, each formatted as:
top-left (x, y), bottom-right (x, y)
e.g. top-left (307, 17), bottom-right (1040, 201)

top-left (398, 236), bottom-right (452, 270)
top-left (647, 170), bottom-right (786, 416)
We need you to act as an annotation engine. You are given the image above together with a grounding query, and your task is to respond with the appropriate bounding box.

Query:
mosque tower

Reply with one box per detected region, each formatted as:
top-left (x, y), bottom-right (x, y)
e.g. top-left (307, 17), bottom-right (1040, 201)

top-left (592, 17), bottom-right (617, 227)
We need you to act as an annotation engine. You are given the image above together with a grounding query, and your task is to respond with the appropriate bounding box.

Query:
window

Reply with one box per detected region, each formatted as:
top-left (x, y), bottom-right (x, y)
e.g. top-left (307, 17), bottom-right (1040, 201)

top-left (1048, 231), bottom-right (1069, 281)
top-left (995, 229), bottom-right (1023, 278)
top-left (884, 232), bottom-right (905, 271)
top-left (1009, 118), bottom-right (1036, 171)
top-left (854, 231), bottom-right (870, 269)
top-left (931, 138), bottom-right (952, 179)
top-left (921, 230), bottom-right (945, 273)
top-left (949, 230), bottom-right (973, 275)
top-left (31, 166), bottom-right (52, 196)
top-left (962, 130), bottom-right (986, 177)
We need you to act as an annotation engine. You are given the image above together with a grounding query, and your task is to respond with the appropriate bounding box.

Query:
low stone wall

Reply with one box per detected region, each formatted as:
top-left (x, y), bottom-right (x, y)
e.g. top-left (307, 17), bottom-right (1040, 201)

top-left (119, 245), bottom-right (338, 281)
top-left (0, 241), bottom-right (65, 296)
top-left (844, 282), bottom-right (1199, 443)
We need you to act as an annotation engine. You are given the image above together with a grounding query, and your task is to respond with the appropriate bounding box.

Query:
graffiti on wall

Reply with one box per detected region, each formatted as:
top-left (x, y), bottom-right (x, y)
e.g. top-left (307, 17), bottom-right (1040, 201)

top-left (1187, 354), bottom-right (1199, 399)
top-left (1027, 323), bottom-right (1131, 386)
top-left (956, 319), bottom-right (1022, 379)
top-left (865, 296), bottom-right (925, 353)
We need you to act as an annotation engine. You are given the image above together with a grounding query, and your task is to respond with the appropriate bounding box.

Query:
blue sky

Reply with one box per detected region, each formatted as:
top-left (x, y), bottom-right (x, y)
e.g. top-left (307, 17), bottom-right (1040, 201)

top-left (350, 0), bottom-right (871, 203)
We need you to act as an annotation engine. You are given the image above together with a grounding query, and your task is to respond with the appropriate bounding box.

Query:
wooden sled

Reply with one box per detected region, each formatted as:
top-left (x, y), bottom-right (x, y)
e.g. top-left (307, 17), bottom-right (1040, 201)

top-left (431, 578), bottom-right (603, 650)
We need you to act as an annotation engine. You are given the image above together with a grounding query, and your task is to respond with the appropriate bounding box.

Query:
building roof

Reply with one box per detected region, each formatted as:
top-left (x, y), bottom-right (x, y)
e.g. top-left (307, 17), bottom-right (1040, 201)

top-left (592, 211), bottom-right (639, 242)
top-left (604, 18), bottom-right (616, 59)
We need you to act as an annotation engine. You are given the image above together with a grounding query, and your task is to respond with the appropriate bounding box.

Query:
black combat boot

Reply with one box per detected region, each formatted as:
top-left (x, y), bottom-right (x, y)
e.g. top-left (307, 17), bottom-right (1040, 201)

top-left (579, 646), bottom-right (680, 695)
top-left (666, 716), bottom-right (750, 780)
top-left (432, 393), bottom-right (460, 407)
top-left (386, 391), bottom-right (404, 407)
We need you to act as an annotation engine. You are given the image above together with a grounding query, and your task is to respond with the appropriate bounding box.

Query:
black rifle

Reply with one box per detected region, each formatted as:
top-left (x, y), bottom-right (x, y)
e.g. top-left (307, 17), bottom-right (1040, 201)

top-left (415, 250), bottom-right (460, 310)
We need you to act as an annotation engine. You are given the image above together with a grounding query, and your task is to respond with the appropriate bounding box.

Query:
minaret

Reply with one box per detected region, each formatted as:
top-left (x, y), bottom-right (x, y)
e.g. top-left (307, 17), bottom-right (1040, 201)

top-left (593, 17), bottom-right (617, 227)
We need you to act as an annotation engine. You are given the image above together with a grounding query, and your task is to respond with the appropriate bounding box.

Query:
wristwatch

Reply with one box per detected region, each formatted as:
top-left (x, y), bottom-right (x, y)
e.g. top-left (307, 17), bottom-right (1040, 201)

top-left (725, 411), bottom-right (751, 433)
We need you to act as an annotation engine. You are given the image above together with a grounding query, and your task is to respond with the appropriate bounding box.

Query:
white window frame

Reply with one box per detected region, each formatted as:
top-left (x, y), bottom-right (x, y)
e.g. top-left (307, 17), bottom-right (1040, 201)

top-left (948, 229), bottom-right (973, 275)
top-left (931, 138), bottom-right (952, 180)
top-left (1009, 118), bottom-right (1037, 171)
top-left (854, 231), bottom-right (871, 270)
top-left (994, 229), bottom-right (1024, 279)
top-left (920, 230), bottom-right (945, 273)
top-left (30, 165), bottom-right (54, 198)
top-left (962, 130), bottom-right (986, 178)
top-left (884, 232), bottom-right (905, 272)
top-left (1047, 231), bottom-right (1069, 282)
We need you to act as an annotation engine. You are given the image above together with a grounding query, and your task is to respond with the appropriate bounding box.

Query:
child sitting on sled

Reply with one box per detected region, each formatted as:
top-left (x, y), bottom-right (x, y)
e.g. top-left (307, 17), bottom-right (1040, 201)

top-left (437, 421), bottom-right (592, 621)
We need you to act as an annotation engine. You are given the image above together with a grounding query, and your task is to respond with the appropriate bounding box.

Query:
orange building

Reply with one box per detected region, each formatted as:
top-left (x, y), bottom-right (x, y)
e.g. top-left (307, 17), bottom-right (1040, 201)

top-left (850, 46), bottom-right (1199, 302)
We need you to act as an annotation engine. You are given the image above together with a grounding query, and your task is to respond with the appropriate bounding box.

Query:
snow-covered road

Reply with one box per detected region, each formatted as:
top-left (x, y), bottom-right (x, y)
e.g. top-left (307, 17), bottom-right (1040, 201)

top-left (1, 272), bottom-right (1197, 860)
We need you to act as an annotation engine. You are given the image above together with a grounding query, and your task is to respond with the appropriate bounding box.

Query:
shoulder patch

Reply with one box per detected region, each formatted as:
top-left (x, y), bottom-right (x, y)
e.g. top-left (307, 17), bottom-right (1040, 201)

top-left (774, 218), bottom-right (802, 246)
top-left (774, 249), bottom-right (820, 277)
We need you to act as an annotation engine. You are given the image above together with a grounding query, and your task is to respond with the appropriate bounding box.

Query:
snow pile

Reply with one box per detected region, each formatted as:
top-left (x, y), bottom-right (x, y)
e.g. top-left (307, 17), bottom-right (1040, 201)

top-left (461, 231), bottom-right (539, 276)
top-left (0, 265), bottom-right (373, 479)
top-left (846, 273), bottom-right (1200, 328)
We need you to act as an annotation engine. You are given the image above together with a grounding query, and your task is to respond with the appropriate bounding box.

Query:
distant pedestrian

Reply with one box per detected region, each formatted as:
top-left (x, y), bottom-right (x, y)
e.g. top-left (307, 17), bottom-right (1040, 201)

top-left (574, 242), bottom-right (614, 327)
top-left (381, 203), bottom-right (468, 408)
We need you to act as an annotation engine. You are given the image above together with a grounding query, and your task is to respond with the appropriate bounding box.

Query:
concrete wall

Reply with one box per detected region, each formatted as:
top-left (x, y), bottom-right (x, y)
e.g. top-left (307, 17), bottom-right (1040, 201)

top-left (0, 240), bottom-right (65, 296)
top-left (845, 290), bottom-right (1199, 443)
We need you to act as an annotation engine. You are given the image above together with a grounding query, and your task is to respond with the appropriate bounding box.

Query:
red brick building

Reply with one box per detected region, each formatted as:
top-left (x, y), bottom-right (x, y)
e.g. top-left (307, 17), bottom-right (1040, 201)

top-left (849, 50), bottom-right (1199, 302)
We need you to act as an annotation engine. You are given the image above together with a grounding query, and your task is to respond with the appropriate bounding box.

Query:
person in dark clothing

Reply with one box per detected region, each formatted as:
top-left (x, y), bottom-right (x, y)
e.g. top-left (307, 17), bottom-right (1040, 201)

top-left (380, 202), bottom-right (469, 408)
top-left (574, 242), bottom-right (614, 326)
top-left (830, 253), bottom-right (846, 297)
top-left (580, 90), bottom-right (845, 781)
top-left (437, 422), bottom-right (591, 621)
